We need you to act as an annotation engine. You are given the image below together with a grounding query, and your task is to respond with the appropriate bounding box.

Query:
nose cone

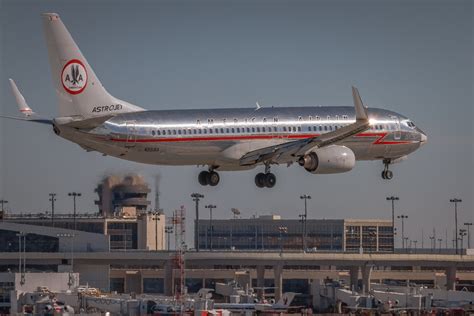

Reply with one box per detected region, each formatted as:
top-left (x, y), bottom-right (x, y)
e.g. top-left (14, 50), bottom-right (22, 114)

top-left (417, 128), bottom-right (427, 146)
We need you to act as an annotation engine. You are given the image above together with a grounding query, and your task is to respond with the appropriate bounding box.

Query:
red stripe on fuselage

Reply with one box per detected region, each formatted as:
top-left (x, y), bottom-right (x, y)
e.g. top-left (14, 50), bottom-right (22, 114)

top-left (108, 132), bottom-right (414, 145)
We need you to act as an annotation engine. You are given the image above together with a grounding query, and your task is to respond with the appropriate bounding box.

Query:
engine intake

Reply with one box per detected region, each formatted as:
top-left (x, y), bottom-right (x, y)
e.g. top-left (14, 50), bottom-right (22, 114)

top-left (298, 145), bottom-right (355, 174)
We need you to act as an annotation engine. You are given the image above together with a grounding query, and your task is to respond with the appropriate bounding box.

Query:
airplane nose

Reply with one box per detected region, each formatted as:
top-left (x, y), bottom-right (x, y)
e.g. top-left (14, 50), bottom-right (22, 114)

top-left (419, 131), bottom-right (427, 146)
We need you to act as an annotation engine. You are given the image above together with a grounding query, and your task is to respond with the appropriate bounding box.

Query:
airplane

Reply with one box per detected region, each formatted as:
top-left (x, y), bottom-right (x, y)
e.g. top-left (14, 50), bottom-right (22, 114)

top-left (2, 13), bottom-right (427, 188)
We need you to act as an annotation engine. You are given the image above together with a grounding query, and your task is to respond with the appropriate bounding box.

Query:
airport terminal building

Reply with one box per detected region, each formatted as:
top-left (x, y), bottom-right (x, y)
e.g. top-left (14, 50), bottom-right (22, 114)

top-left (196, 215), bottom-right (394, 252)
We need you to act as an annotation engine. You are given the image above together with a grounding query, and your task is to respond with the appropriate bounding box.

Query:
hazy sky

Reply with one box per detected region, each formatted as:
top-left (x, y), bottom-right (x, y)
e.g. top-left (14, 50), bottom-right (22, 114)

top-left (0, 0), bottom-right (472, 248)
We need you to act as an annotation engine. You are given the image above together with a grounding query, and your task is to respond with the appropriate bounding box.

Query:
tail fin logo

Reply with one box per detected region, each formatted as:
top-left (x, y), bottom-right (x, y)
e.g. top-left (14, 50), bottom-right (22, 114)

top-left (61, 59), bottom-right (88, 95)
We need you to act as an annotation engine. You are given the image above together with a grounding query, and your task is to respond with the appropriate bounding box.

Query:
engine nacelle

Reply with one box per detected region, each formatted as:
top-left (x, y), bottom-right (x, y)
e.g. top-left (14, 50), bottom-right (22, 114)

top-left (298, 145), bottom-right (355, 174)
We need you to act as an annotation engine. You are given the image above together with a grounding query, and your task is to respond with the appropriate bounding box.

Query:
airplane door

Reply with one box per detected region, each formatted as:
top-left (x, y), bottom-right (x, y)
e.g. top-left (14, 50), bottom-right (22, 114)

top-left (125, 121), bottom-right (137, 148)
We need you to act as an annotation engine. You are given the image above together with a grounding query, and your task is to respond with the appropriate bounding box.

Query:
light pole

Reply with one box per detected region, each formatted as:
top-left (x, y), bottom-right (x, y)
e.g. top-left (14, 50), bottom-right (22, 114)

top-left (413, 240), bottom-right (418, 253)
top-left (299, 194), bottom-right (311, 252)
top-left (278, 226), bottom-right (288, 256)
top-left (437, 238), bottom-right (443, 253)
top-left (459, 229), bottom-right (467, 253)
top-left (165, 225), bottom-right (173, 250)
top-left (386, 196), bottom-right (399, 252)
top-left (68, 192), bottom-right (82, 231)
top-left (16, 232), bottom-right (26, 285)
top-left (429, 236), bottom-right (435, 252)
top-left (153, 211), bottom-right (161, 251)
top-left (205, 204), bottom-right (216, 251)
top-left (0, 199), bottom-right (8, 220)
top-left (57, 233), bottom-right (75, 288)
top-left (464, 223), bottom-right (472, 249)
top-left (49, 193), bottom-right (57, 225)
top-left (397, 215), bottom-right (408, 250)
top-left (450, 198), bottom-right (462, 254)
top-left (191, 193), bottom-right (204, 251)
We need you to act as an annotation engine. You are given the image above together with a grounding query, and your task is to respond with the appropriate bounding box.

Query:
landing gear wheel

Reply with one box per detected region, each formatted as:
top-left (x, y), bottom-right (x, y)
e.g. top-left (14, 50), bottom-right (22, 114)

top-left (198, 171), bottom-right (210, 186)
top-left (264, 173), bottom-right (276, 188)
top-left (208, 171), bottom-right (220, 186)
top-left (381, 160), bottom-right (394, 180)
top-left (381, 169), bottom-right (394, 180)
top-left (255, 173), bottom-right (266, 188)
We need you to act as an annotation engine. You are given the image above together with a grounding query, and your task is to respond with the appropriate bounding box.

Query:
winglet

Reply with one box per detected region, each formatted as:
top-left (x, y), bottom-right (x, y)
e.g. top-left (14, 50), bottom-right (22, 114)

top-left (9, 79), bottom-right (34, 117)
top-left (352, 86), bottom-right (368, 121)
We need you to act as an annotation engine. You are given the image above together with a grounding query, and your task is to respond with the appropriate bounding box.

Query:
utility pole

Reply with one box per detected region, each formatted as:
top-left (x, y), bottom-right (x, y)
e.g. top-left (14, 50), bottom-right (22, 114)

top-left (299, 194), bottom-right (311, 252)
top-left (49, 193), bottom-right (57, 225)
top-left (191, 193), bottom-right (204, 252)
top-left (450, 198), bottom-right (462, 254)
top-left (205, 204), bottom-right (216, 251)
top-left (68, 192), bottom-right (82, 231)
top-left (397, 214), bottom-right (408, 250)
top-left (386, 196), bottom-right (399, 252)
top-left (464, 222), bottom-right (472, 249)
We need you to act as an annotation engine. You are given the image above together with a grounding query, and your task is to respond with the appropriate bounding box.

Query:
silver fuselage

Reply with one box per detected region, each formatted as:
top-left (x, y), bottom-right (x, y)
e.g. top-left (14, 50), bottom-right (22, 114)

top-left (56, 106), bottom-right (426, 171)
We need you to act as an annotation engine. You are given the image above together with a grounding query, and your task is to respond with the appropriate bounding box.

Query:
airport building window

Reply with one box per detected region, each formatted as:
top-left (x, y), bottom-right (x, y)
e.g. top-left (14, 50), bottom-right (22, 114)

top-left (143, 278), bottom-right (164, 294)
top-left (110, 278), bottom-right (125, 293)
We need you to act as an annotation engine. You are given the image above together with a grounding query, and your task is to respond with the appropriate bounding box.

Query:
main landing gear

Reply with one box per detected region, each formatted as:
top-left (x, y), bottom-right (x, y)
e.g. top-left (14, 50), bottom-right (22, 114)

top-left (381, 159), bottom-right (393, 180)
top-left (198, 169), bottom-right (220, 186)
top-left (255, 164), bottom-right (276, 188)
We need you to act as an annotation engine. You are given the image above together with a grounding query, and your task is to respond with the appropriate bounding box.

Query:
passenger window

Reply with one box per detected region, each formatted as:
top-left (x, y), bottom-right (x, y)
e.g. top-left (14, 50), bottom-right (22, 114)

top-left (309, 115), bottom-right (313, 121)
top-left (237, 128), bottom-right (241, 133)
top-left (209, 129), bottom-right (213, 134)
top-left (157, 130), bottom-right (161, 136)
top-left (283, 127), bottom-right (287, 132)
top-left (231, 128), bottom-right (235, 133)
top-left (178, 130), bottom-right (182, 135)
top-left (316, 116), bottom-right (320, 120)
top-left (257, 127), bottom-right (260, 133)
top-left (151, 130), bottom-right (155, 136)
top-left (173, 130), bottom-right (177, 135)
top-left (220, 128), bottom-right (224, 133)
top-left (298, 116), bottom-right (302, 121)
top-left (262, 127), bottom-right (265, 132)
top-left (293, 127), bottom-right (296, 132)
top-left (246, 128), bottom-right (250, 133)
top-left (297, 127), bottom-right (301, 132)
top-left (324, 126), bottom-right (327, 131)
top-left (226, 128), bottom-right (230, 133)
top-left (204, 129), bottom-right (208, 134)
top-left (252, 127), bottom-right (255, 133)
top-left (273, 127), bottom-right (277, 132)
top-left (215, 128), bottom-right (219, 133)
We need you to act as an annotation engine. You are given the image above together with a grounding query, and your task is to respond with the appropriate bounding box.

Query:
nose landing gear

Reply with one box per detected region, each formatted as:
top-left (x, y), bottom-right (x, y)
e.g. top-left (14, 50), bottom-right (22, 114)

top-left (381, 159), bottom-right (393, 180)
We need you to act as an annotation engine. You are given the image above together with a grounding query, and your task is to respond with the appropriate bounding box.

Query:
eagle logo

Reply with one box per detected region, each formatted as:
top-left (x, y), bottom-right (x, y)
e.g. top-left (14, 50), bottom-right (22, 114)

top-left (61, 59), bottom-right (88, 95)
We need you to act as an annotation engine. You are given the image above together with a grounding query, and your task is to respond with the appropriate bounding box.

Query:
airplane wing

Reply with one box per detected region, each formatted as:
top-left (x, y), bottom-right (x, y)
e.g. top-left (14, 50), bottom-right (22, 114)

top-left (240, 87), bottom-right (370, 166)
top-left (0, 79), bottom-right (53, 125)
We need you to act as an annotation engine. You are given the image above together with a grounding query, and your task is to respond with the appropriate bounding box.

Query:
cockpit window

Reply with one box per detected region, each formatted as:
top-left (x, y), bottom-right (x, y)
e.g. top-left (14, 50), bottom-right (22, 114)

top-left (406, 120), bottom-right (416, 129)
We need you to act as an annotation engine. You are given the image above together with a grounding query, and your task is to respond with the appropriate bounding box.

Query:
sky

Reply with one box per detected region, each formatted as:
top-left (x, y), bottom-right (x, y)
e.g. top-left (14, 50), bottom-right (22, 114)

top-left (0, 0), bottom-right (472, 248)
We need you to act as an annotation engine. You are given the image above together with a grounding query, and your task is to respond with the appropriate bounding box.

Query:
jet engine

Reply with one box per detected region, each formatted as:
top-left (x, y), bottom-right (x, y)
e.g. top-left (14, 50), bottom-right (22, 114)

top-left (298, 145), bottom-right (355, 174)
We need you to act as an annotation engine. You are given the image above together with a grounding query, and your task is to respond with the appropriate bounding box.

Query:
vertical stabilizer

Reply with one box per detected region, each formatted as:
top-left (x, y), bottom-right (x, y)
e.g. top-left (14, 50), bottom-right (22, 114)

top-left (42, 13), bottom-right (143, 119)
